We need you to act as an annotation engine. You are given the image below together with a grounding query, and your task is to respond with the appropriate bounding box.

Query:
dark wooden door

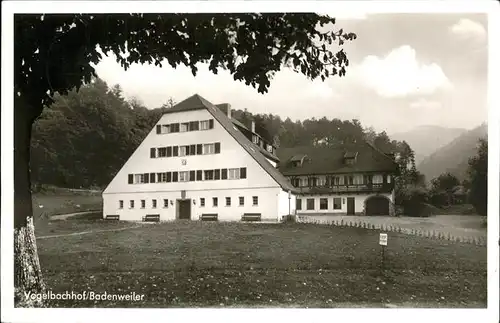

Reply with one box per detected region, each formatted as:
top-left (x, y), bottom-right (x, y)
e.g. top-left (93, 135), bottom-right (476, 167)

top-left (347, 197), bottom-right (355, 215)
top-left (178, 199), bottom-right (191, 220)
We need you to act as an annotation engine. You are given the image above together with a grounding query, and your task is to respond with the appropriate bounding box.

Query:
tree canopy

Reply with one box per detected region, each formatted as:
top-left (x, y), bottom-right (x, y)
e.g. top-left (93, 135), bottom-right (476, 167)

top-left (467, 138), bottom-right (487, 216)
top-left (15, 13), bottom-right (356, 119)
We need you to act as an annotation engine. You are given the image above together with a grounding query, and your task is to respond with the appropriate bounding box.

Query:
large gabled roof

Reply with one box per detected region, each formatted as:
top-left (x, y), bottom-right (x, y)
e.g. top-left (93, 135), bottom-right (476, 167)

top-left (276, 141), bottom-right (399, 176)
top-left (163, 94), bottom-right (297, 193)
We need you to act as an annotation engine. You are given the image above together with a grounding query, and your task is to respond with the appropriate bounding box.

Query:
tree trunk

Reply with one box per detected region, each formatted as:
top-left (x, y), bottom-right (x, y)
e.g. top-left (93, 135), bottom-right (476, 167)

top-left (14, 94), bottom-right (46, 307)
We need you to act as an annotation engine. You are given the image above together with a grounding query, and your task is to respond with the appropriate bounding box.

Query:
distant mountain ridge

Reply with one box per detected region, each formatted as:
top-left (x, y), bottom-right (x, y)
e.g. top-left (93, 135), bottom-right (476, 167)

top-left (391, 125), bottom-right (467, 165)
top-left (417, 123), bottom-right (488, 182)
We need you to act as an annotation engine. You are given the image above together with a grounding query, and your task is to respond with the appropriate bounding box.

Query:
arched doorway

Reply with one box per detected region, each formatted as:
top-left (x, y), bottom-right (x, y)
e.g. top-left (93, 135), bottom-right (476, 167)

top-left (365, 195), bottom-right (390, 216)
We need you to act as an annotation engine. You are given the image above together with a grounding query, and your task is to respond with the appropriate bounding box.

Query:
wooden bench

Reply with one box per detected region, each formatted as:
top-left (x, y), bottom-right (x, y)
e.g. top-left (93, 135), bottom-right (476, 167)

top-left (104, 214), bottom-right (120, 220)
top-left (142, 214), bottom-right (160, 222)
top-left (200, 213), bottom-right (218, 221)
top-left (241, 213), bottom-right (262, 222)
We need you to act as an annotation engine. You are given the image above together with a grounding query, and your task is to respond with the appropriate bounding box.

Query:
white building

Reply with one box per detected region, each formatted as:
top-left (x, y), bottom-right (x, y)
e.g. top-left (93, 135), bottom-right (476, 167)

top-left (102, 94), bottom-right (297, 222)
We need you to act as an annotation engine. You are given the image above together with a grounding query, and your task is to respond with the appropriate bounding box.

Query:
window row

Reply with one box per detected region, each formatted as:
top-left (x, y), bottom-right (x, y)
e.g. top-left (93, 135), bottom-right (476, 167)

top-left (118, 196), bottom-right (259, 209)
top-left (150, 142), bottom-right (220, 158)
top-left (128, 167), bottom-right (247, 184)
top-left (200, 196), bottom-right (259, 207)
top-left (156, 119), bottom-right (214, 134)
top-left (296, 197), bottom-right (343, 211)
top-left (290, 174), bottom-right (390, 187)
top-left (119, 198), bottom-right (170, 209)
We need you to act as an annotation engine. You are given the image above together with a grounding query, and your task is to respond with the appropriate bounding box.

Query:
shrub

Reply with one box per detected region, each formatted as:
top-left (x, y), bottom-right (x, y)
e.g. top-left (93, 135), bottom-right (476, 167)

top-left (282, 214), bottom-right (296, 224)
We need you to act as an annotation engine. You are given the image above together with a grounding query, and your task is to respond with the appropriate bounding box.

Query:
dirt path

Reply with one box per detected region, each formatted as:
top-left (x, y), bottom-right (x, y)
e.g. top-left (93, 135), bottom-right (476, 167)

top-left (50, 211), bottom-right (99, 220)
top-left (37, 224), bottom-right (143, 239)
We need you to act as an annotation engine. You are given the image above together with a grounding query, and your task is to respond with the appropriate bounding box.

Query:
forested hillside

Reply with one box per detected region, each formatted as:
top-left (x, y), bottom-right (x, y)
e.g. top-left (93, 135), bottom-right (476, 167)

top-left (30, 78), bottom-right (418, 190)
top-left (391, 125), bottom-right (466, 165)
top-left (417, 123), bottom-right (488, 181)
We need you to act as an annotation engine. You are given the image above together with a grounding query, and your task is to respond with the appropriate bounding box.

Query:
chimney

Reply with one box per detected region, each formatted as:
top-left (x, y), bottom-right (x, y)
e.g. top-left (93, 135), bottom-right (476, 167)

top-left (216, 103), bottom-right (231, 119)
top-left (251, 120), bottom-right (255, 133)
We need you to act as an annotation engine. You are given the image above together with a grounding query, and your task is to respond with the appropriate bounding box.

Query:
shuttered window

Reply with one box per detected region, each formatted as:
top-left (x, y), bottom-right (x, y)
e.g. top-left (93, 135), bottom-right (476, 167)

top-left (166, 172), bottom-right (172, 182)
top-left (156, 125), bottom-right (161, 134)
top-left (128, 174), bottom-right (133, 184)
top-left (240, 167), bottom-right (247, 179)
top-left (200, 120), bottom-right (210, 130)
top-left (214, 169), bottom-right (221, 180)
top-left (221, 169), bottom-right (228, 180)
top-left (196, 144), bottom-right (202, 155)
top-left (189, 170), bottom-right (195, 181)
top-left (179, 146), bottom-right (187, 156)
top-left (204, 170), bottom-right (214, 180)
top-left (179, 171), bottom-right (189, 182)
top-left (208, 119), bottom-right (214, 129)
top-left (172, 172), bottom-right (178, 182)
top-left (150, 173), bottom-right (156, 183)
top-left (215, 142), bottom-right (221, 154)
top-left (320, 198), bottom-right (328, 210)
top-left (150, 148), bottom-right (156, 158)
top-left (173, 146), bottom-right (179, 156)
top-left (228, 168), bottom-right (240, 180)
top-left (196, 170), bottom-right (203, 181)
top-left (167, 146), bottom-right (172, 157)
top-left (306, 199), bottom-right (315, 210)
top-left (333, 198), bottom-right (342, 210)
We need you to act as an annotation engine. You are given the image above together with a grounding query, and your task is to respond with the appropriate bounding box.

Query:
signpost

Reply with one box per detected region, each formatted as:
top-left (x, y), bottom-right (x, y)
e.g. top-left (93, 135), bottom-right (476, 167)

top-left (379, 233), bottom-right (388, 270)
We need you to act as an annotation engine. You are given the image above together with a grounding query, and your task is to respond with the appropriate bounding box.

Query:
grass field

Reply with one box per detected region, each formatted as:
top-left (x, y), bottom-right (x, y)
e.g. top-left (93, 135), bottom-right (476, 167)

top-left (300, 214), bottom-right (487, 241)
top-left (35, 218), bottom-right (487, 308)
top-left (32, 193), bottom-right (102, 217)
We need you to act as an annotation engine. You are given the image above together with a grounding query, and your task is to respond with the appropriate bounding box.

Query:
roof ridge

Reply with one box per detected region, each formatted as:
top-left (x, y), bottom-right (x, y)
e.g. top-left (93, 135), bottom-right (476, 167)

top-left (363, 140), bottom-right (398, 163)
top-left (182, 96), bottom-right (297, 193)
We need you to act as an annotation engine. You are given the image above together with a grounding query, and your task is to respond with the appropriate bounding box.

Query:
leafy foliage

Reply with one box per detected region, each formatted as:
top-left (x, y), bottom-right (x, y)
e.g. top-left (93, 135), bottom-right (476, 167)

top-left (15, 13), bottom-right (356, 115)
top-left (31, 78), bottom-right (166, 188)
top-left (428, 173), bottom-right (462, 207)
top-left (466, 138), bottom-right (487, 216)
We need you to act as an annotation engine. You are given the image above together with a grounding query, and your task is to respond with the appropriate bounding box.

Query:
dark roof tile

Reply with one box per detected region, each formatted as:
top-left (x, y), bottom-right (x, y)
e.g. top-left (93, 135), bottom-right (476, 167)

top-left (164, 94), bottom-right (297, 193)
top-left (277, 142), bottom-right (398, 176)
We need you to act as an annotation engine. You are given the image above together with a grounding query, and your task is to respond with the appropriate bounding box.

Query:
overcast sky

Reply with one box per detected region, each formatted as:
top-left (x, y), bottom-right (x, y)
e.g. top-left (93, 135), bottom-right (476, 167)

top-left (94, 13), bottom-right (488, 135)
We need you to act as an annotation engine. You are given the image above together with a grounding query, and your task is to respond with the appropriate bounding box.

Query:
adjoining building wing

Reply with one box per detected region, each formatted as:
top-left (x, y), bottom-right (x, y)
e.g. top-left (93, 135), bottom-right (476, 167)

top-left (277, 141), bottom-right (399, 217)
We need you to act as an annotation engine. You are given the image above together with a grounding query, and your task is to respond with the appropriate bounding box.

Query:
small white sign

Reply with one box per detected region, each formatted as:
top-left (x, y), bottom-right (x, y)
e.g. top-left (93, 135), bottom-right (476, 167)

top-left (379, 233), bottom-right (388, 246)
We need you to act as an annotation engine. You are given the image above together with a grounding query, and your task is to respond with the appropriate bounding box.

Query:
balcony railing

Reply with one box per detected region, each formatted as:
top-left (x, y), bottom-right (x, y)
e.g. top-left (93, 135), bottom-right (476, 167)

top-left (293, 183), bottom-right (394, 194)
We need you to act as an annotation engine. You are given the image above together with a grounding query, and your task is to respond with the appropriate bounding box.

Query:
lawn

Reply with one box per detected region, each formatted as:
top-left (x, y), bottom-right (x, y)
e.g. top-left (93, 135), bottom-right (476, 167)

top-left (299, 214), bottom-right (487, 241)
top-left (32, 190), bottom-right (102, 219)
top-left (35, 219), bottom-right (487, 308)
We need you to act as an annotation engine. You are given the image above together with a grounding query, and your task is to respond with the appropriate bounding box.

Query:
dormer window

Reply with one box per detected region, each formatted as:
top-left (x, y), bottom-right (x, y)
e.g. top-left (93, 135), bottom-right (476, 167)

top-left (290, 154), bottom-right (307, 168)
top-left (344, 151), bottom-right (358, 165)
top-left (266, 144), bottom-right (273, 153)
top-left (252, 135), bottom-right (259, 144)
